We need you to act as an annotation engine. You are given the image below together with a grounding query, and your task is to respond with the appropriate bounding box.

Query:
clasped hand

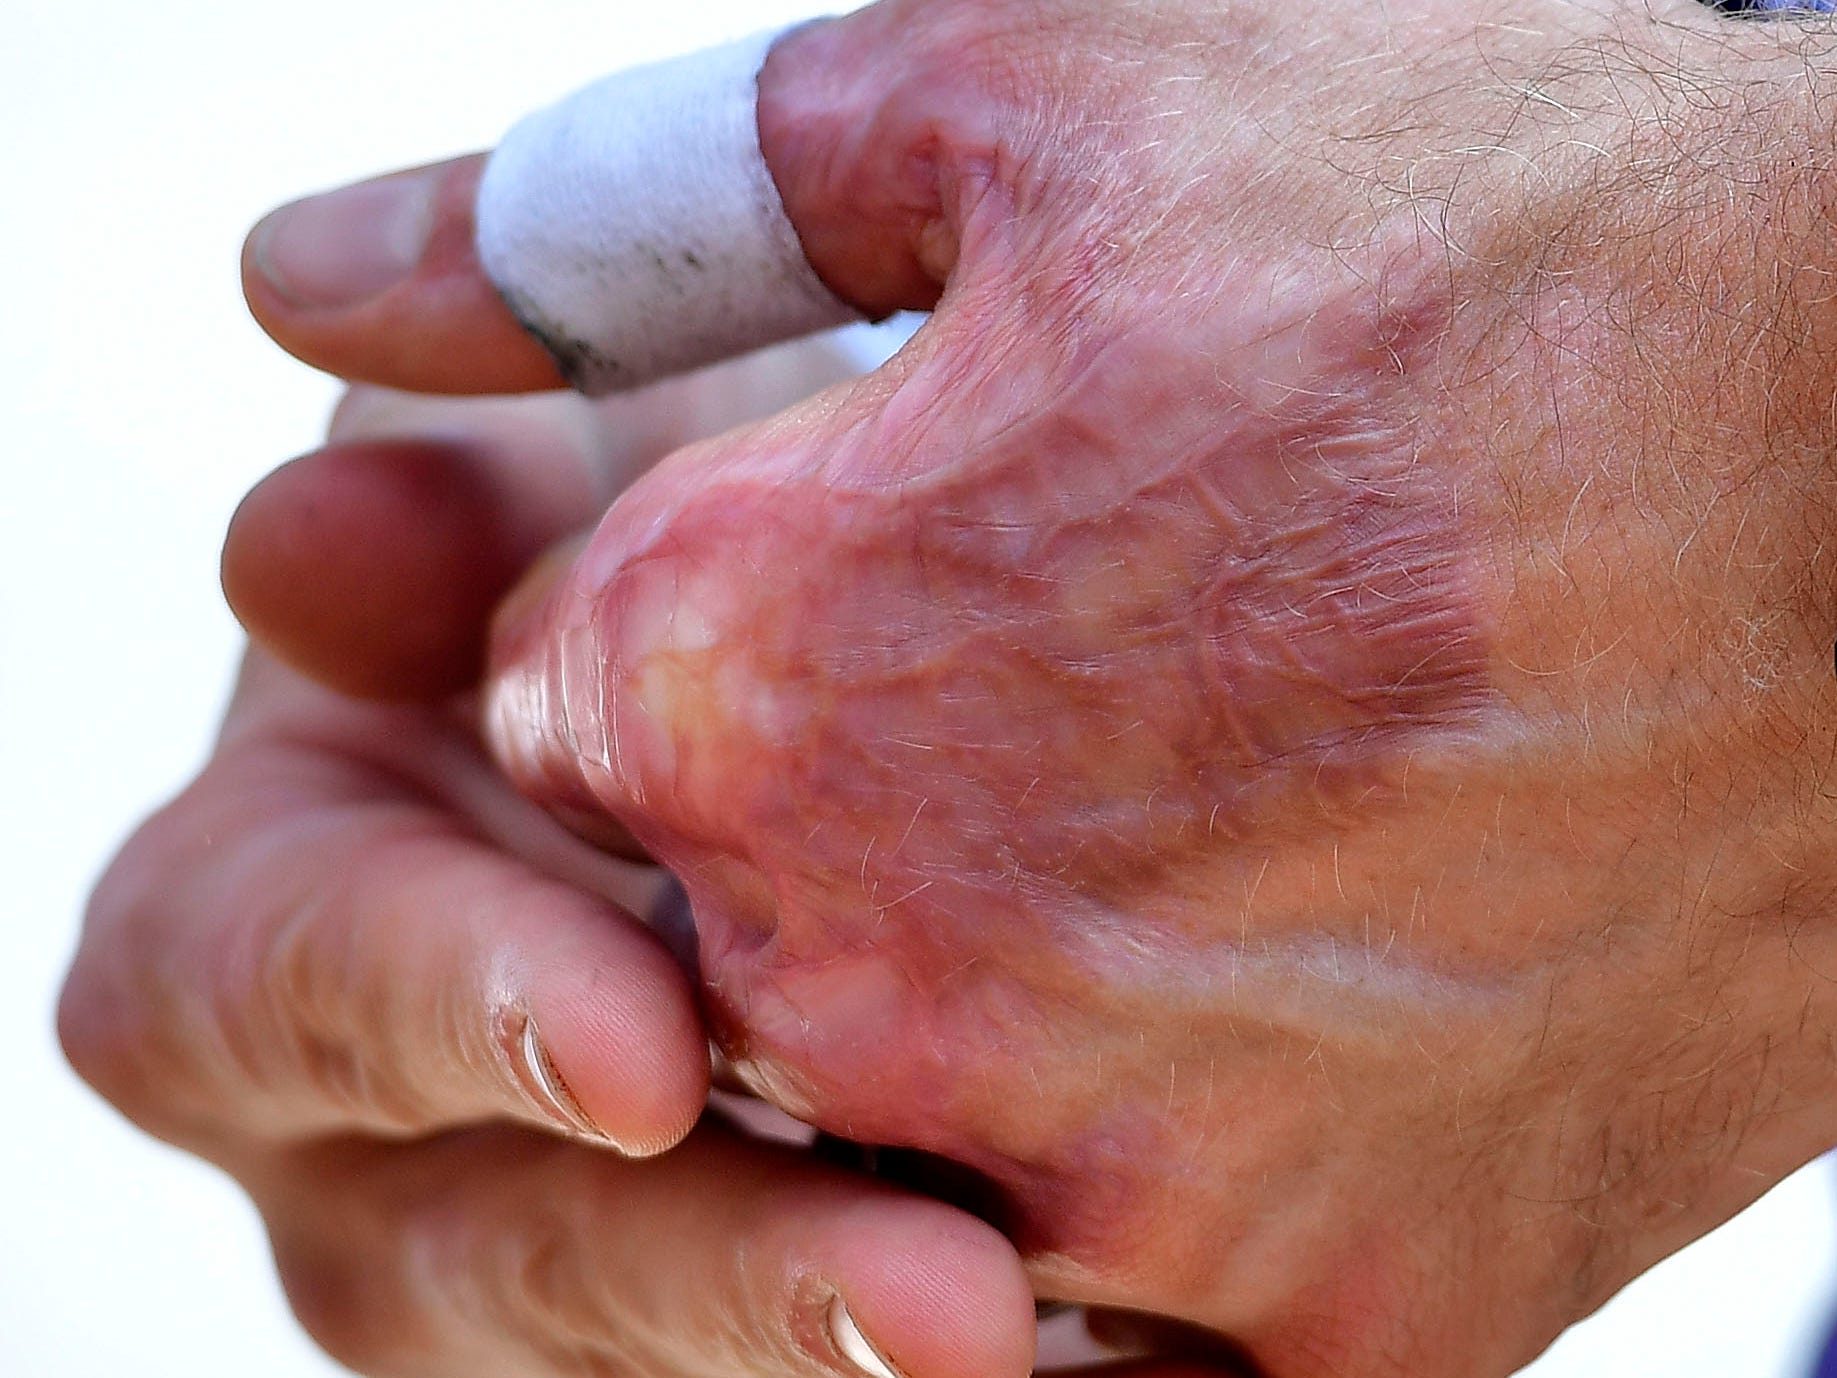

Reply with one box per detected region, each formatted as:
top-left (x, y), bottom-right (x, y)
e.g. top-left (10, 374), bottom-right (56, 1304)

top-left (64, 1), bottom-right (1837, 1375)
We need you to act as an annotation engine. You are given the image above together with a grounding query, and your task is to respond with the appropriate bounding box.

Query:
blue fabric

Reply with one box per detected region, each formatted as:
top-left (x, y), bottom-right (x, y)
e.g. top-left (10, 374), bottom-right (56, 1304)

top-left (1815, 1311), bottom-right (1837, 1378)
top-left (1706, 0), bottom-right (1837, 12)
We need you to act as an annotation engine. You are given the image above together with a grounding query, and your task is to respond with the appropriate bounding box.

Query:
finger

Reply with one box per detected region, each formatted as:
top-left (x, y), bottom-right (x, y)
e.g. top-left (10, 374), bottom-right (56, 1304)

top-left (243, 156), bottom-right (567, 394)
top-left (60, 720), bottom-right (707, 1158)
top-left (224, 337), bottom-right (863, 702)
top-left (222, 388), bottom-right (609, 700)
top-left (224, 437), bottom-right (574, 700)
top-left (255, 1121), bottom-right (1037, 1378)
top-left (244, 10), bottom-right (992, 395)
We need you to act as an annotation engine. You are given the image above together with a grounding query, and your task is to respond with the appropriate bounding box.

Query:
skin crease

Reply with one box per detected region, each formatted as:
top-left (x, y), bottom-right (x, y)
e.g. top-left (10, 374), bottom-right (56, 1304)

top-left (479, 0), bottom-right (1837, 1373)
top-left (66, 362), bottom-right (1112, 1378)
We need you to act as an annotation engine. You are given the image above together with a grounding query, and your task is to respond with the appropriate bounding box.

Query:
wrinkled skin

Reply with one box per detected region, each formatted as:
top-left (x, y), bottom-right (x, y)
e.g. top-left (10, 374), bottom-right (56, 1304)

top-left (479, 0), bottom-right (1837, 1371)
top-left (61, 364), bottom-right (1079, 1378)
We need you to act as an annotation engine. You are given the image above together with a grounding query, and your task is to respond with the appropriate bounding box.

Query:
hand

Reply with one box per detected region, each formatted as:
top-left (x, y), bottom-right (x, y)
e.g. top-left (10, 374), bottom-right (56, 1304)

top-left (235, 1), bottom-right (1837, 1373)
top-left (59, 354), bottom-right (1065, 1378)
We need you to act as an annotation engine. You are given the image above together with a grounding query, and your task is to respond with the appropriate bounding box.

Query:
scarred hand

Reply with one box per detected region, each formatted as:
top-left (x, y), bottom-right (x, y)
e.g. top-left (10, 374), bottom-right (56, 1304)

top-left (60, 352), bottom-right (1114, 1378)
top-left (229, 1), bottom-right (1837, 1372)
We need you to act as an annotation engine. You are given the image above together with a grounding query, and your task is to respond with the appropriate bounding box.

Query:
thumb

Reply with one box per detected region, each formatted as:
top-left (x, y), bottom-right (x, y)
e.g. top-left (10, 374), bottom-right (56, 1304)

top-left (244, 4), bottom-right (1036, 394)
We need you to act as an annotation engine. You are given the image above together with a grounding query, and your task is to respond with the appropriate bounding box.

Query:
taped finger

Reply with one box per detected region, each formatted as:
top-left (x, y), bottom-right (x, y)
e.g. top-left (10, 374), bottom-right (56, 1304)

top-left (476, 27), bottom-right (861, 394)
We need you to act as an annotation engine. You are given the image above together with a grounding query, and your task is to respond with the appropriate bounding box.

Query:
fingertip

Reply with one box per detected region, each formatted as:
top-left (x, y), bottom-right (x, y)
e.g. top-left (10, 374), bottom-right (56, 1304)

top-left (812, 1197), bottom-right (1038, 1378)
top-left (242, 156), bottom-right (567, 395)
top-left (531, 937), bottom-right (712, 1159)
top-left (222, 439), bottom-right (524, 700)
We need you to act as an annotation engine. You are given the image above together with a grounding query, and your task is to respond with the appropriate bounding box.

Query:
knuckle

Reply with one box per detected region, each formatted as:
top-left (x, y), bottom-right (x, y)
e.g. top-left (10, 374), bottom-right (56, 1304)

top-left (59, 812), bottom-right (210, 1133)
top-left (56, 946), bottom-right (142, 1110)
top-left (243, 888), bottom-right (369, 1111)
top-left (231, 836), bottom-right (432, 1136)
top-left (60, 937), bottom-right (218, 1145)
top-left (397, 1158), bottom-right (665, 1378)
top-left (63, 744), bottom-right (495, 1147)
top-left (426, 1195), bottom-right (601, 1354)
top-left (61, 769), bottom-right (432, 1143)
top-left (272, 1234), bottom-right (415, 1378)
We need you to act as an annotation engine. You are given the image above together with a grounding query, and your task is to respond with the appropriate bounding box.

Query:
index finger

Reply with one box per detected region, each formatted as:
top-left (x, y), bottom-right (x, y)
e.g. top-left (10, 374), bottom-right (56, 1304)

top-left (244, 14), bottom-right (955, 395)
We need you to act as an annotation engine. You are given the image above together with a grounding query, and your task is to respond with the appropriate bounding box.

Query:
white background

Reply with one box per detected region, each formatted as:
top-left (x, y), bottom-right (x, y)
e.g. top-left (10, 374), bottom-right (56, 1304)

top-left (2, 2), bottom-right (1834, 1374)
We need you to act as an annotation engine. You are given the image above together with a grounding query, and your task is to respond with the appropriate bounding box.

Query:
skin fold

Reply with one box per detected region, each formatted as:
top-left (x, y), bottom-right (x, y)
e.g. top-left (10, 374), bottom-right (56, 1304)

top-left (476, 0), bottom-right (1837, 1371)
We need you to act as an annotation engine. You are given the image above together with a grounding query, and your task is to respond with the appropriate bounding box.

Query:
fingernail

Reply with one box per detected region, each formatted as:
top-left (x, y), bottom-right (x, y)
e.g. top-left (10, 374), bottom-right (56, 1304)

top-left (827, 1296), bottom-right (906, 1378)
top-left (516, 1017), bottom-right (631, 1153)
top-left (252, 170), bottom-right (436, 310)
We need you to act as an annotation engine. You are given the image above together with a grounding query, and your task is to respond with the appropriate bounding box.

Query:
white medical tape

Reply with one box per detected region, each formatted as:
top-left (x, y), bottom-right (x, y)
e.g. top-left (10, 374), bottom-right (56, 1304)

top-left (475, 26), bottom-right (860, 395)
